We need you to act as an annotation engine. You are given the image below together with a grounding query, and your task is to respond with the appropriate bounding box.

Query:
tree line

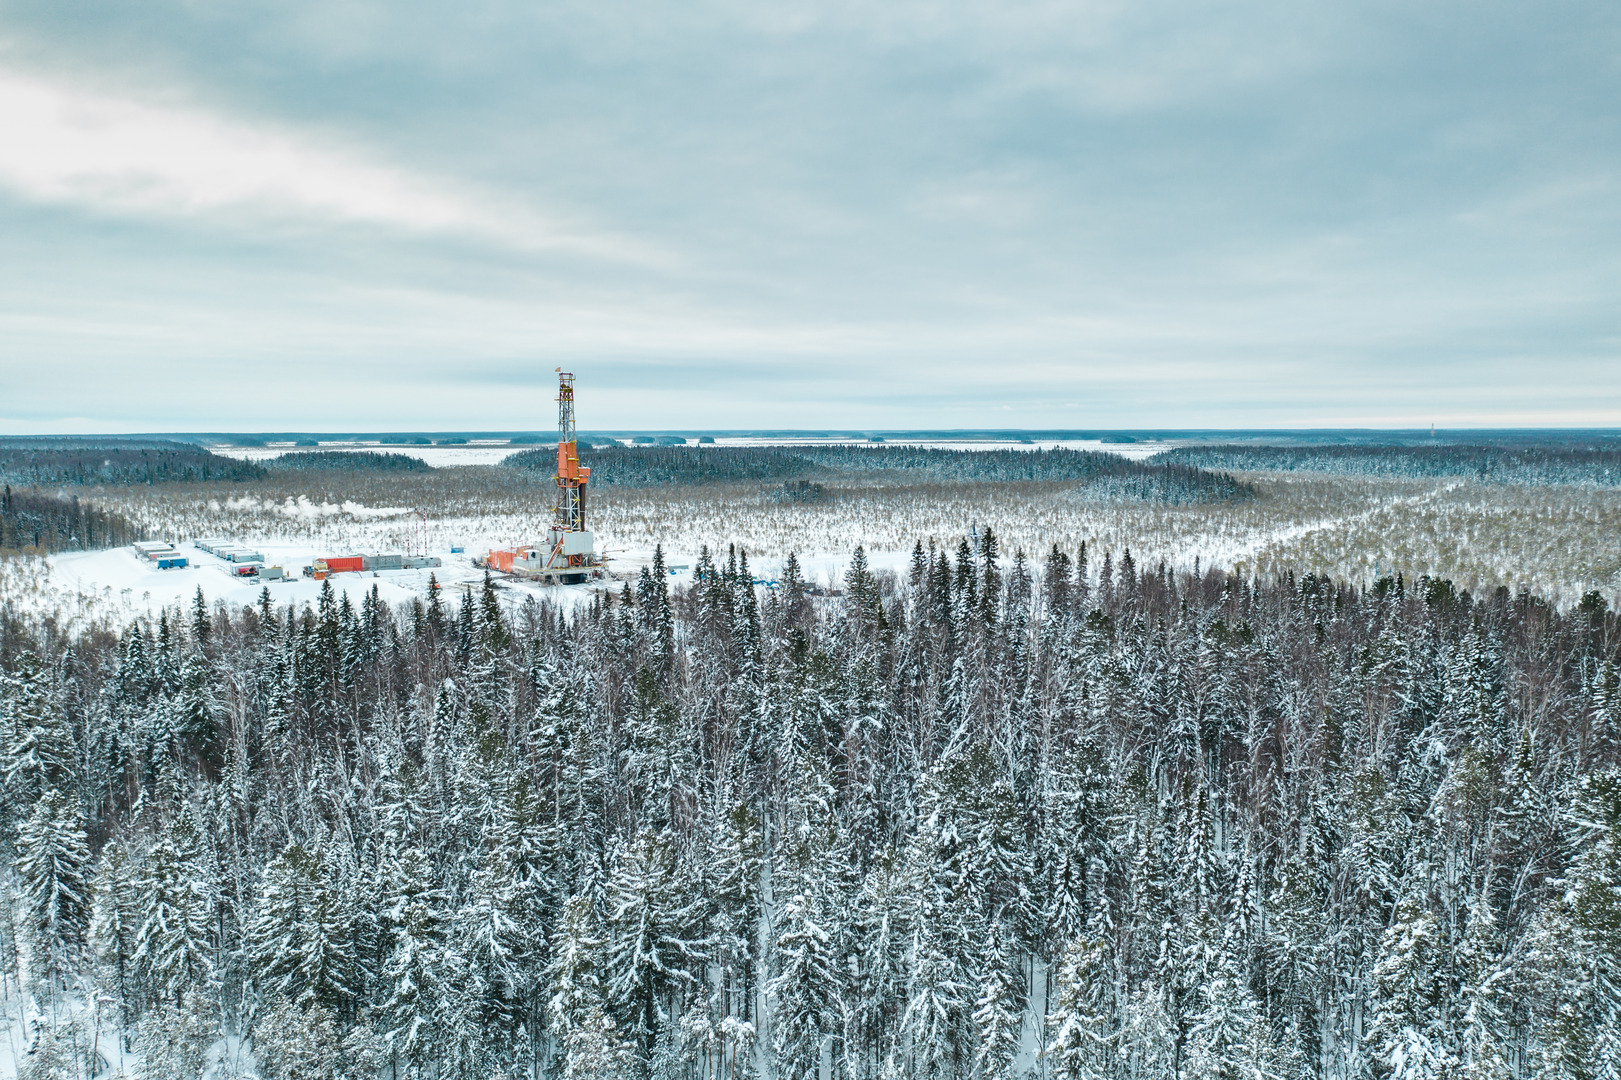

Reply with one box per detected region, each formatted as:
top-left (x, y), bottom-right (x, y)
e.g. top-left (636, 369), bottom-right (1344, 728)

top-left (0, 442), bottom-right (265, 487)
top-left (1, 534), bottom-right (1618, 1079)
top-left (1156, 443), bottom-right (1621, 486)
top-left (508, 445), bottom-right (1252, 503)
top-left (0, 486), bottom-right (145, 554)
top-left (263, 451), bottom-right (435, 474)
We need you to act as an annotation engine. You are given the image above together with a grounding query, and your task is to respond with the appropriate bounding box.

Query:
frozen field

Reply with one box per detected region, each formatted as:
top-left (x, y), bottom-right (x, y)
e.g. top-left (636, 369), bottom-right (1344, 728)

top-left (211, 436), bottom-right (1179, 467)
top-left (7, 533), bottom-right (914, 635)
top-left (4, 541), bottom-right (630, 632)
top-left (8, 464), bottom-right (1619, 632)
top-left (214, 442), bottom-right (528, 467)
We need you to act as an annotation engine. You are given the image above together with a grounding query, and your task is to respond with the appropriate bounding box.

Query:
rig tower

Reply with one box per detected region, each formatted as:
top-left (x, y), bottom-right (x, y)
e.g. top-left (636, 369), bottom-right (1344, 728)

top-left (483, 369), bottom-right (601, 583)
top-left (555, 370), bottom-right (588, 534)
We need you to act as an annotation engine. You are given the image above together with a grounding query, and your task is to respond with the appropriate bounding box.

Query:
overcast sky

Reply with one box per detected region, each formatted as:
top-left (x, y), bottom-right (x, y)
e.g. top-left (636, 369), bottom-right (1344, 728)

top-left (0, 0), bottom-right (1617, 433)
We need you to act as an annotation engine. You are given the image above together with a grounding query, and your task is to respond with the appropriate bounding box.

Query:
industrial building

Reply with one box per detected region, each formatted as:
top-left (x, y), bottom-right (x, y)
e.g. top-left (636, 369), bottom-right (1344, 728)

top-left (132, 541), bottom-right (188, 569)
top-left (303, 553), bottom-right (442, 579)
top-left (195, 538), bottom-right (265, 564)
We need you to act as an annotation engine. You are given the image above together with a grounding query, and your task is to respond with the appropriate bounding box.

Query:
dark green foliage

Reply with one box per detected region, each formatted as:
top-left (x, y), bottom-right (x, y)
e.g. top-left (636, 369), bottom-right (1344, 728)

top-left (8, 540), bottom-right (1618, 1076)
top-left (508, 444), bottom-right (1252, 503)
top-left (507, 445), bottom-right (816, 485)
top-left (772, 480), bottom-right (829, 504)
top-left (0, 485), bottom-right (144, 552)
top-left (264, 450), bottom-right (435, 473)
top-left (1158, 442), bottom-right (1621, 485)
top-left (0, 441), bottom-right (265, 486)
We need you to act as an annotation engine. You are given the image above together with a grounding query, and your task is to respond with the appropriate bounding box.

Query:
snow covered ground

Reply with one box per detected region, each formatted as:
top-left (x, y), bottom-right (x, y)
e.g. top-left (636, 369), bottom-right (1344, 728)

top-left (3, 530), bottom-right (914, 636)
top-left (7, 541), bottom-right (629, 632)
top-left (214, 443), bottom-right (526, 467)
top-left (6, 464), bottom-right (1619, 628)
top-left (701, 435), bottom-right (1179, 461)
top-left (211, 436), bottom-right (1179, 468)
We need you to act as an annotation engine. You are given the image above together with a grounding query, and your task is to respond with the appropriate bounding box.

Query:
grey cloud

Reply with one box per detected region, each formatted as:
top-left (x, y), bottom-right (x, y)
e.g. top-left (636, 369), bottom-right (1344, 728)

top-left (0, 0), bottom-right (1616, 430)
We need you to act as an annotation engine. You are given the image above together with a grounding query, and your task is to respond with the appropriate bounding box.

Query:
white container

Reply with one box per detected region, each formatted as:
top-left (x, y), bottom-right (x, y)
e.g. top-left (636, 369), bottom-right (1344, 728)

top-left (554, 530), bottom-right (594, 556)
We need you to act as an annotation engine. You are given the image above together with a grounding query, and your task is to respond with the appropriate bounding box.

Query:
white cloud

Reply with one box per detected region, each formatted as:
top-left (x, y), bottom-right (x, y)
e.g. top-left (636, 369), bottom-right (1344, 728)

top-left (0, 67), bottom-right (657, 261)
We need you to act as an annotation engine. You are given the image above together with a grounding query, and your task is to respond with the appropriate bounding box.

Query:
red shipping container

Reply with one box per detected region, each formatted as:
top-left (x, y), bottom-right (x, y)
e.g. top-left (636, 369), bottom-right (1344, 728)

top-left (323, 556), bottom-right (365, 573)
top-left (488, 549), bottom-right (517, 572)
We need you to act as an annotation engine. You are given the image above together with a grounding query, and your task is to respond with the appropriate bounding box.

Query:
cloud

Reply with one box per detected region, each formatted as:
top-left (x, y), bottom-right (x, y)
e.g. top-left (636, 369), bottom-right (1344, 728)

top-left (0, 67), bottom-right (657, 261)
top-left (0, 1), bottom-right (1616, 430)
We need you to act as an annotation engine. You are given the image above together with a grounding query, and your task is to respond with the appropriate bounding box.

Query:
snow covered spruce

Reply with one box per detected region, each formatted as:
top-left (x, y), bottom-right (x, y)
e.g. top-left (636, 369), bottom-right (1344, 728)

top-left (1, 535), bottom-right (1619, 1079)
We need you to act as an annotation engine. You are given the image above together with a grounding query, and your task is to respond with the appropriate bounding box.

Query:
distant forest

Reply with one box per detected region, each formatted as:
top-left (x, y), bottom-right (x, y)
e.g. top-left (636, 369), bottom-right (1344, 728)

top-left (0, 442), bottom-right (266, 487)
top-left (1157, 444), bottom-right (1621, 486)
top-left (0, 485), bottom-right (144, 553)
top-left (508, 445), bottom-right (1253, 504)
top-left (264, 451), bottom-right (435, 474)
top-left (1, 539), bottom-right (1617, 1078)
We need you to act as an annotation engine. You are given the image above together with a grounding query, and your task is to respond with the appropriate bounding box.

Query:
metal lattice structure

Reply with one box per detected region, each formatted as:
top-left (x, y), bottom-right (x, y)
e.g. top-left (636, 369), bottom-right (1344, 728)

top-left (483, 370), bottom-right (599, 582)
top-left (552, 370), bottom-right (592, 566)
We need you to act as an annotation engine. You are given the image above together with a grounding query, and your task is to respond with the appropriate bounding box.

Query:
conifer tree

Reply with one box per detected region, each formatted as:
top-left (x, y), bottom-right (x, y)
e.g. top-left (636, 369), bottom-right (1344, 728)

top-left (254, 1000), bottom-right (383, 1080)
top-left (378, 838), bottom-right (448, 1072)
top-left (133, 991), bottom-right (212, 1080)
top-left (768, 880), bottom-right (841, 1079)
top-left (89, 837), bottom-right (139, 1030)
top-left (550, 895), bottom-right (638, 1080)
top-left (607, 831), bottom-right (701, 1049)
top-left (1046, 935), bottom-right (1116, 1080)
top-left (1370, 896), bottom-right (1448, 1080)
top-left (190, 586), bottom-right (212, 654)
top-left (131, 817), bottom-right (215, 1007)
top-left (247, 840), bottom-right (355, 1014)
top-left (3, 652), bottom-right (73, 810)
top-left (14, 790), bottom-right (92, 991)
top-left (712, 802), bottom-right (764, 1021)
top-left (971, 938), bottom-right (1025, 1080)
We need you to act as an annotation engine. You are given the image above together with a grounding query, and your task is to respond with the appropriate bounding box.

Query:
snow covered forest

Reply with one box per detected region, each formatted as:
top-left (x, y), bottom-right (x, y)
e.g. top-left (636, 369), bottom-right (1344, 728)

top-left (10, 443), bottom-right (1609, 614)
top-left (3, 535), bottom-right (1619, 1078)
top-left (1158, 445), bottom-right (1621, 487)
top-left (0, 488), bottom-right (143, 556)
top-left (508, 445), bottom-right (1253, 505)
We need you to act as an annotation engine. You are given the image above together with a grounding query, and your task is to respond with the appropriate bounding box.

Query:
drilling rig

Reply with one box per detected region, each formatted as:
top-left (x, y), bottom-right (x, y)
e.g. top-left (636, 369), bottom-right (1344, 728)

top-left (484, 369), bottom-right (603, 584)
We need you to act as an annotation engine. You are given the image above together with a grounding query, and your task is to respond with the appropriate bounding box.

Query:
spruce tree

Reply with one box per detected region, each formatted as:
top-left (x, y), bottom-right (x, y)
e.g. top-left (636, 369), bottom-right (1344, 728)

top-left (247, 840), bottom-right (355, 1014)
top-left (131, 817), bottom-right (215, 1007)
top-left (14, 790), bottom-right (92, 991)
top-left (550, 896), bottom-right (638, 1080)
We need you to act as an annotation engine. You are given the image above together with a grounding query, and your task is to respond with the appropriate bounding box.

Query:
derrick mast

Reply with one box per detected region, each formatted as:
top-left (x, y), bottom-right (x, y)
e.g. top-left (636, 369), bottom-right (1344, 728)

top-left (555, 370), bottom-right (588, 535)
top-left (481, 369), bottom-right (601, 584)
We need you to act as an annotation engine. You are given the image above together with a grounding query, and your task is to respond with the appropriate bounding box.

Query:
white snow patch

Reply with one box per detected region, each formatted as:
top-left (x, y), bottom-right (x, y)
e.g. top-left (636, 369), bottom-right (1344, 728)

top-left (221, 494), bottom-right (415, 520)
top-left (214, 444), bottom-right (525, 467)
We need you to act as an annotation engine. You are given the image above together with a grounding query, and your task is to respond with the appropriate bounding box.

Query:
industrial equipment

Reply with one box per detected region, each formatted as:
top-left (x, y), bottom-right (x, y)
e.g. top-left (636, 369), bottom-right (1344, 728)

top-left (485, 370), bottom-right (604, 584)
top-left (302, 552), bottom-right (441, 578)
top-left (133, 541), bottom-right (189, 569)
